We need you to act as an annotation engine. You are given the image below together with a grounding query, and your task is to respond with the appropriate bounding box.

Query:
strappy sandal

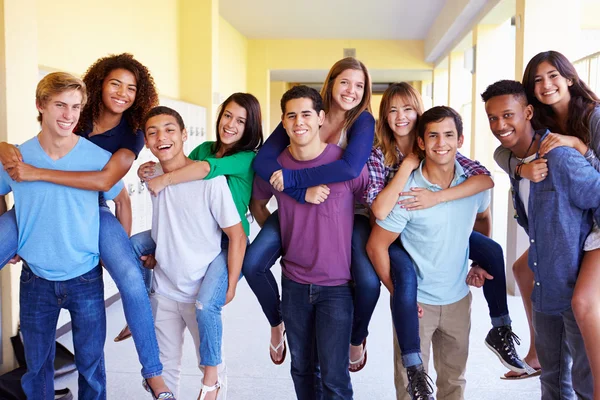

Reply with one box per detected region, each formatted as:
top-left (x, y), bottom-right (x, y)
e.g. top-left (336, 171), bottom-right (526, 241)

top-left (197, 380), bottom-right (221, 400)
top-left (349, 338), bottom-right (367, 372)
top-left (142, 378), bottom-right (176, 399)
top-left (269, 330), bottom-right (287, 365)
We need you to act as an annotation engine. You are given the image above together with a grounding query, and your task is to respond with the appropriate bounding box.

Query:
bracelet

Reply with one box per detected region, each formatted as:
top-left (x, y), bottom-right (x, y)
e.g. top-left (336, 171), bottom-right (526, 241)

top-left (515, 163), bottom-right (523, 179)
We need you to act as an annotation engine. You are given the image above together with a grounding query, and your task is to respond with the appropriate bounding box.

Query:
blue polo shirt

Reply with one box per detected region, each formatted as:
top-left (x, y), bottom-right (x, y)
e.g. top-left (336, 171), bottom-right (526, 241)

top-left (377, 159), bottom-right (490, 305)
top-left (0, 136), bottom-right (123, 280)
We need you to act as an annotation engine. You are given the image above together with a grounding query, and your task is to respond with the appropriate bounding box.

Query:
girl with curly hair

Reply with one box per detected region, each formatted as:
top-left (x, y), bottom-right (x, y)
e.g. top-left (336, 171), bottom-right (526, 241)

top-left (0, 53), bottom-right (175, 399)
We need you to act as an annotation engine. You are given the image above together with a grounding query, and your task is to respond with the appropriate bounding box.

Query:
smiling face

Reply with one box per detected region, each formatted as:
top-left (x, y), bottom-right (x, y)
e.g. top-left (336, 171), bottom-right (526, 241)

top-left (101, 68), bottom-right (137, 116)
top-left (386, 95), bottom-right (418, 139)
top-left (282, 97), bottom-right (325, 148)
top-left (485, 94), bottom-right (533, 151)
top-left (418, 117), bottom-right (463, 167)
top-left (331, 68), bottom-right (365, 112)
top-left (217, 101), bottom-right (247, 151)
top-left (533, 61), bottom-right (572, 109)
top-left (37, 89), bottom-right (83, 139)
top-left (144, 114), bottom-right (187, 163)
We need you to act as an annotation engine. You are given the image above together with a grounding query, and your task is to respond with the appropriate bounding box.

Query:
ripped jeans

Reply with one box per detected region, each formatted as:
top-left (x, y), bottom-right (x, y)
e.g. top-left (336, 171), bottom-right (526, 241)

top-left (131, 230), bottom-right (241, 367)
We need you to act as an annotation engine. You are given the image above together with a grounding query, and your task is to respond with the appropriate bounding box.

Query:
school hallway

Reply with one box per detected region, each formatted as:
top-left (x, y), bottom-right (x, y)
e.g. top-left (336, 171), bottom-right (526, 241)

top-left (55, 219), bottom-right (542, 400)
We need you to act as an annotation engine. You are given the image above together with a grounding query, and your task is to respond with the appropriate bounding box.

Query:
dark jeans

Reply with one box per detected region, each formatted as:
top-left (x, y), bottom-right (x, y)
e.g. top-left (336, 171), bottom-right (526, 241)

top-left (533, 308), bottom-right (592, 400)
top-left (282, 277), bottom-right (353, 400)
top-left (19, 264), bottom-right (106, 400)
top-left (391, 231), bottom-right (510, 365)
top-left (243, 212), bottom-right (381, 349)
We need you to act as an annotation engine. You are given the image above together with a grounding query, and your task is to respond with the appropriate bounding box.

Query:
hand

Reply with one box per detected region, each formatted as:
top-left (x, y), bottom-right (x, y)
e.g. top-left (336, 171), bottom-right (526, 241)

top-left (147, 174), bottom-right (168, 197)
top-left (402, 153), bottom-right (420, 171)
top-left (270, 170), bottom-right (284, 192)
top-left (398, 187), bottom-right (440, 210)
top-left (539, 132), bottom-right (584, 157)
top-left (519, 158), bottom-right (548, 183)
top-left (417, 304), bottom-right (423, 318)
top-left (140, 254), bottom-right (157, 269)
top-left (4, 161), bottom-right (40, 182)
top-left (225, 286), bottom-right (236, 305)
top-left (8, 255), bottom-right (21, 264)
top-left (466, 265), bottom-right (494, 288)
top-left (138, 161), bottom-right (157, 181)
top-left (305, 184), bottom-right (330, 204)
top-left (0, 143), bottom-right (22, 168)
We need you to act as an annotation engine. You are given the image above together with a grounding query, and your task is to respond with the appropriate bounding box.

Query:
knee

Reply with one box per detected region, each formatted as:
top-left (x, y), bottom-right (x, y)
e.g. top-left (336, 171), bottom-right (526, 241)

top-left (195, 299), bottom-right (221, 322)
top-left (572, 289), bottom-right (596, 321)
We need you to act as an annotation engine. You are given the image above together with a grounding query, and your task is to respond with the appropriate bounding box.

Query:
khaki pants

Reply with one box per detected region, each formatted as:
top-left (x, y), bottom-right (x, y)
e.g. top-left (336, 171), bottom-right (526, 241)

top-left (394, 292), bottom-right (472, 400)
top-left (151, 293), bottom-right (227, 399)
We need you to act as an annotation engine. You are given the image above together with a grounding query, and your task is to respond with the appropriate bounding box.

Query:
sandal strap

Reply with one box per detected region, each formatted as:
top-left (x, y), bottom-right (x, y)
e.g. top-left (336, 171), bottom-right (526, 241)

top-left (198, 381), bottom-right (221, 400)
top-left (270, 330), bottom-right (287, 352)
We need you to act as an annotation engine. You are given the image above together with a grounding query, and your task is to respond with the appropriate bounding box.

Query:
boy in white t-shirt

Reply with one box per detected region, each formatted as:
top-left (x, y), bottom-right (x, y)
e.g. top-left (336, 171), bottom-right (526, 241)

top-left (143, 106), bottom-right (246, 400)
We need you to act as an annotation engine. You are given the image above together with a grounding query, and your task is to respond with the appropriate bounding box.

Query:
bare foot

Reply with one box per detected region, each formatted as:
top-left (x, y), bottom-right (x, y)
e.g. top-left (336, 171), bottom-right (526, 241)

top-left (146, 376), bottom-right (171, 397)
top-left (349, 341), bottom-right (366, 372)
top-left (270, 323), bottom-right (285, 363)
top-left (504, 355), bottom-right (541, 378)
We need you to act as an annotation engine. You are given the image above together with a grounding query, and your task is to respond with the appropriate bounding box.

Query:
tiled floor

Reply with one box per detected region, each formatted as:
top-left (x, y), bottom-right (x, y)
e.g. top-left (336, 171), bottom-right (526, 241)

top-left (55, 263), bottom-right (541, 399)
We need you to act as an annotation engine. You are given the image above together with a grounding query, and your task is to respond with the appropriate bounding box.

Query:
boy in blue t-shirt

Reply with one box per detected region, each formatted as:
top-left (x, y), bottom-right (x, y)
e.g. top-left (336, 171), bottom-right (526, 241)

top-left (0, 72), bottom-right (123, 399)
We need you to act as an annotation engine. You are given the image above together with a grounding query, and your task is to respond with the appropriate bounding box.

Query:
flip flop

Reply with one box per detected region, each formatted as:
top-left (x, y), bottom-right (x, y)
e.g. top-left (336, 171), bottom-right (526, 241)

top-left (269, 330), bottom-right (287, 365)
top-left (349, 338), bottom-right (367, 373)
top-left (114, 325), bottom-right (132, 342)
top-left (500, 368), bottom-right (541, 380)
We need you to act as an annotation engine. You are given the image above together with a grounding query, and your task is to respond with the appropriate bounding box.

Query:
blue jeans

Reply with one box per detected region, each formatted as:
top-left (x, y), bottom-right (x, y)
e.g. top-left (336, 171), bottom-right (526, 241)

top-left (0, 208), bottom-right (18, 266)
top-left (281, 276), bottom-right (354, 400)
top-left (243, 212), bottom-right (381, 347)
top-left (533, 308), bottom-right (592, 400)
top-left (130, 230), bottom-right (242, 367)
top-left (20, 263), bottom-right (106, 400)
top-left (391, 231), bottom-right (510, 366)
top-left (350, 215), bottom-right (381, 346)
top-left (98, 208), bottom-right (162, 379)
top-left (0, 207), bottom-right (162, 379)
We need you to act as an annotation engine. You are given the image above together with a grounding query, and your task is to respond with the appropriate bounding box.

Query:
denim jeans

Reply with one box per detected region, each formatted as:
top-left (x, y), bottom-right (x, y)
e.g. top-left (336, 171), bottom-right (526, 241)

top-left (243, 211), bottom-right (381, 347)
top-left (20, 263), bottom-right (106, 400)
top-left (350, 215), bottom-right (382, 346)
top-left (0, 208), bottom-right (18, 266)
top-left (468, 231), bottom-right (511, 325)
top-left (98, 208), bottom-right (162, 379)
top-left (131, 229), bottom-right (242, 367)
top-left (281, 276), bottom-right (354, 400)
top-left (391, 231), bottom-right (510, 367)
top-left (533, 308), bottom-right (592, 400)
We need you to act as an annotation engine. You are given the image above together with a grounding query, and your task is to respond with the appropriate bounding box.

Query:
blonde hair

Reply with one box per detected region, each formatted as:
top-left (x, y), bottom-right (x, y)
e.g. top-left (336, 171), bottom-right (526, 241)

top-left (320, 57), bottom-right (372, 131)
top-left (375, 82), bottom-right (424, 166)
top-left (36, 72), bottom-right (87, 122)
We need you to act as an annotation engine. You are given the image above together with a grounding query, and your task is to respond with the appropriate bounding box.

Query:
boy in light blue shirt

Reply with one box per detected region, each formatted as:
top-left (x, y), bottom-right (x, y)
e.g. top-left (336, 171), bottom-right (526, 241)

top-left (0, 72), bottom-right (123, 399)
top-left (368, 106), bottom-right (491, 400)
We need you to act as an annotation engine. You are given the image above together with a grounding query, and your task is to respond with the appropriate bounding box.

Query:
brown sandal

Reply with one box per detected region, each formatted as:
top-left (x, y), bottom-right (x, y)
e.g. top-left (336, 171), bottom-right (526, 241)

top-left (269, 330), bottom-right (287, 365)
top-left (114, 325), bottom-right (132, 342)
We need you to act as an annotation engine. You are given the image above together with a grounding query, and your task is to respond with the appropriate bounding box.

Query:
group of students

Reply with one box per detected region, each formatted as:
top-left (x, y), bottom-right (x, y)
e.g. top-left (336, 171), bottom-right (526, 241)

top-left (0, 49), bottom-right (598, 400)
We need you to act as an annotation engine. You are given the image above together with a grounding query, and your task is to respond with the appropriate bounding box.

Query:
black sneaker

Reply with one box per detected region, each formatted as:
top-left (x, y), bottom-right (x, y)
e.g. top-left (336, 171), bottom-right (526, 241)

top-left (485, 325), bottom-right (527, 374)
top-left (406, 364), bottom-right (434, 400)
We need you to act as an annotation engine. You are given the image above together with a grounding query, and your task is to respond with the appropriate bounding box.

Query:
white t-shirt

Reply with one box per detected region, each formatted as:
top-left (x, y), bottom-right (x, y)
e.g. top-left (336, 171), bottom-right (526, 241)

top-left (151, 174), bottom-right (240, 303)
top-left (517, 154), bottom-right (536, 217)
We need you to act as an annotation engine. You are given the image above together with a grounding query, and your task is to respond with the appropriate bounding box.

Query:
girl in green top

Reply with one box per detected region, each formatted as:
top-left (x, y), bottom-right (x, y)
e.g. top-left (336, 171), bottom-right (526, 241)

top-left (116, 94), bottom-right (263, 372)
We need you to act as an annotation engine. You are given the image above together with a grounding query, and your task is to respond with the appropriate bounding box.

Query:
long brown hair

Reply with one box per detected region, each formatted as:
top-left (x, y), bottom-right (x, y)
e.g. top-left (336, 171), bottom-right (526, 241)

top-left (320, 57), bottom-right (372, 132)
top-left (77, 53), bottom-right (159, 134)
top-left (213, 93), bottom-right (264, 157)
top-left (523, 51), bottom-right (600, 144)
top-left (375, 82), bottom-right (424, 166)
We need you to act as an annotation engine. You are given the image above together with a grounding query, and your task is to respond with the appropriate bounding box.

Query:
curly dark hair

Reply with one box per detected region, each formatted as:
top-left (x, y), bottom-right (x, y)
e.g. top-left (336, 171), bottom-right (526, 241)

top-left (481, 79), bottom-right (528, 106)
top-left (76, 53), bottom-right (158, 135)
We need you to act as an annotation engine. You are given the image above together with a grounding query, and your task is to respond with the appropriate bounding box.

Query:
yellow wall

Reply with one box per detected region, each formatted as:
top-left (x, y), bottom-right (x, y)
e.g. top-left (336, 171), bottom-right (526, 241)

top-left (248, 39), bottom-right (431, 132)
top-left (269, 81), bottom-right (287, 135)
top-left (36, 0), bottom-right (180, 98)
top-left (371, 94), bottom-right (383, 123)
top-left (218, 17), bottom-right (248, 98)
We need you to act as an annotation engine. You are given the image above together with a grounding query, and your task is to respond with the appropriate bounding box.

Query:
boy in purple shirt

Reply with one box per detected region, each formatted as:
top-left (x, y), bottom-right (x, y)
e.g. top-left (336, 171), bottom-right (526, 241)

top-left (251, 85), bottom-right (368, 400)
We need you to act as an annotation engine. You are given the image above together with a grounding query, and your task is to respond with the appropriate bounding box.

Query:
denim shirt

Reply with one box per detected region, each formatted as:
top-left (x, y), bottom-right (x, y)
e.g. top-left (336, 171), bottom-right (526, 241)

top-left (510, 130), bottom-right (600, 315)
